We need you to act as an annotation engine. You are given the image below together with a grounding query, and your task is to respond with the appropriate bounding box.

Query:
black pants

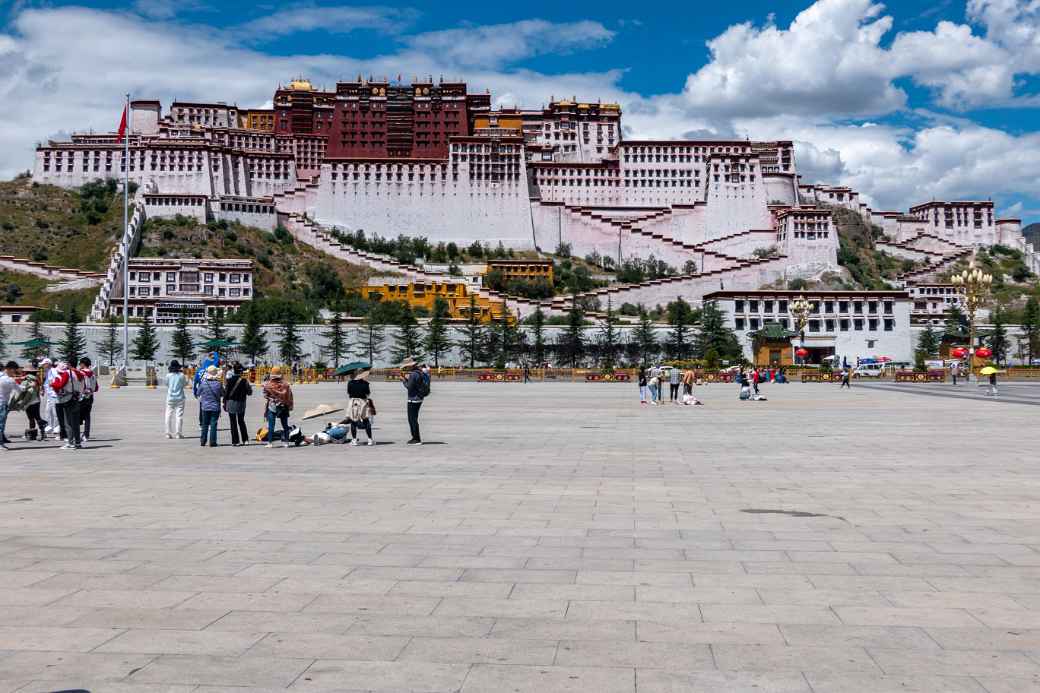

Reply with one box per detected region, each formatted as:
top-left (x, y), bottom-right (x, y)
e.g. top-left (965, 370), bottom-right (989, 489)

top-left (26, 403), bottom-right (46, 432)
top-left (54, 401), bottom-right (69, 440)
top-left (351, 419), bottom-right (372, 439)
top-left (669, 383), bottom-right (679, 401)
top-left (407, 401), bottom-right (422, 442)
top-left (841, 379), bottom-right (851, 389)
top-left (228, 410), bottom-right (248, 446)
top-left (79, 398), bottom-right (93, 439)
top-left (682, 383), bottom-right (692, 396)
top-left (63, 400), bottom-right (82, 447)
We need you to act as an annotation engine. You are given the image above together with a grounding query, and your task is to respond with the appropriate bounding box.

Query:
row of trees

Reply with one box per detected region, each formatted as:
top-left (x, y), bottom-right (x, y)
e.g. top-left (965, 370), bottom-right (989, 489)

top-left (6, 294), bottom-right (746, 371)
top-left (914, 299), bottom-right (1040, 367)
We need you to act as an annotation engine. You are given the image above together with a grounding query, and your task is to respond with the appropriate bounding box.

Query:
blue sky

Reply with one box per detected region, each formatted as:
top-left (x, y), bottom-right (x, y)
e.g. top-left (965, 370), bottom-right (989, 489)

top-left (2, 0), bottom-right (1039, 223)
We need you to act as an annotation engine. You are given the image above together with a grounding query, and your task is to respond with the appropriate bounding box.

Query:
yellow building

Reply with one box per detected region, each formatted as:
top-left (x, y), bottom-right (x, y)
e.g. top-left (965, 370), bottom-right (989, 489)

top-left (361, 279), bottom-right (512, 323)
top-left (239, 109), bottom-right (275, 132)
top-left (485, 259), bottom-right (554, 284)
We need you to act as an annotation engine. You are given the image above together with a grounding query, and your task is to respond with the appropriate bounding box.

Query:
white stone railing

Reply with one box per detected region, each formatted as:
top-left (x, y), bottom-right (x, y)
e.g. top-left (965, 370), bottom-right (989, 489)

top-left (88, 180), bottom-right (155, 321)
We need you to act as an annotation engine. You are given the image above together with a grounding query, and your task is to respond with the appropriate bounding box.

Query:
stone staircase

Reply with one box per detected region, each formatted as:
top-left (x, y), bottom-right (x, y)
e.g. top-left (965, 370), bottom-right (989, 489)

top-left (88, 181), bottom-right (154, 321)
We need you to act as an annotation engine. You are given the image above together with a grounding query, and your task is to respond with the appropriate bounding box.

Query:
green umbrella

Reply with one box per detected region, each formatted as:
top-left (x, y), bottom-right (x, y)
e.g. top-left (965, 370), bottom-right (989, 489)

top-left (11, 337), bottom-right (51, 348)
top-left (333, 361), bottom-right (370, 377)
top-left (198, 338), bottom-right (237, 349)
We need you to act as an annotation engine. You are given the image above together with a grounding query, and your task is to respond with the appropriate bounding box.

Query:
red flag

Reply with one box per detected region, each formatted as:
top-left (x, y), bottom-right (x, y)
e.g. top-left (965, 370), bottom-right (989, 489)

top-left (116, 105), bottom-right (128, 143)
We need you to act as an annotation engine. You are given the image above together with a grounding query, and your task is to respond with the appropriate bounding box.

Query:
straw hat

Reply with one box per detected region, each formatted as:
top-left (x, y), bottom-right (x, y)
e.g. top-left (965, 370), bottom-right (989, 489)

top-left (270, 366), bottom-right (283, 378)
top-left (206, 365), bottom-right (219, 376)
top-left (399, 357), bottom-right (417, 369)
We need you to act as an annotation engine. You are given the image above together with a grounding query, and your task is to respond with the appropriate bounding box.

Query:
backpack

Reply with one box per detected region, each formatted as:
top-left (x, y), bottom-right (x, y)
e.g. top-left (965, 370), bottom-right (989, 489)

top-left (418, 372), bottom-right (431, 398)
top-left (58, 370), bottom-right (84, 403)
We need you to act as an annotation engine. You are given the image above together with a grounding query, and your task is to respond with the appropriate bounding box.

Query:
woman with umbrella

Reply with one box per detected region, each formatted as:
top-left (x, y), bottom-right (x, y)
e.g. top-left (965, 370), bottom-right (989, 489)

top-left (338, 362), bottom-right (374, 445)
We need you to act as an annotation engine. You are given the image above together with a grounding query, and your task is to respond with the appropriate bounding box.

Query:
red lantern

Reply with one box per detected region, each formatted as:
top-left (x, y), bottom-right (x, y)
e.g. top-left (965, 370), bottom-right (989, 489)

top-left (951, 347), bottom-right (967, 359)
top-left (795, 348), bottom-right (809, 358)
top-left (975, 347), bottom-right (992, 359)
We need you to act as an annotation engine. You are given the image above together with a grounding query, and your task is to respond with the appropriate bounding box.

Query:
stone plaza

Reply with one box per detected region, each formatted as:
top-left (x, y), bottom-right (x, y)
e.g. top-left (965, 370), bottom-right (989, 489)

top-left (1, 379), bottom-right (1040, 692)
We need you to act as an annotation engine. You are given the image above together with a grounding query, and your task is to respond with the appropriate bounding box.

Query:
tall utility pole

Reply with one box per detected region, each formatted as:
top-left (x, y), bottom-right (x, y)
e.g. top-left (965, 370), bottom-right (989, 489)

top-left (122, 94), bottom-right (131, 370)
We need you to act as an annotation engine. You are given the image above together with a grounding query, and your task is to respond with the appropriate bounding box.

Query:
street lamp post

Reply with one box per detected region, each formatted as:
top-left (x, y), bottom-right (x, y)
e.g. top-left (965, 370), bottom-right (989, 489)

top-left (951, 263), bottom-right (992, 382)
top-left (790, 295), bottom-right (812, 366)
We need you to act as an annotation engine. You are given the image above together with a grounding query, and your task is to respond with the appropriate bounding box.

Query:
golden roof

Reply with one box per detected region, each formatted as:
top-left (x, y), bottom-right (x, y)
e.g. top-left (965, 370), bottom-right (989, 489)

top-left (287, 79), bottom-right (314, 91)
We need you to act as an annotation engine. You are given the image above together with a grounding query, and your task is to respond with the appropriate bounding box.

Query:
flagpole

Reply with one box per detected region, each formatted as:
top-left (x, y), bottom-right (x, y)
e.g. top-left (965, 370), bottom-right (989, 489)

top-left (122, 93), bottom-right (131, 370)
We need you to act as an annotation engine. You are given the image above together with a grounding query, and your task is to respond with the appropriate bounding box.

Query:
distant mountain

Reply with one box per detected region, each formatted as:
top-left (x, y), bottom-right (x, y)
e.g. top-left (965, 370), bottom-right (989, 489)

top-left (1024, 223), bottom-right (1040, 247)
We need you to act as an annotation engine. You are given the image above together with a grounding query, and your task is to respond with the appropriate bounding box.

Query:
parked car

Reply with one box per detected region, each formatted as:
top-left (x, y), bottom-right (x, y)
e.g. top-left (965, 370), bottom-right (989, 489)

top-left (852, 363), bottom-right (885, 378)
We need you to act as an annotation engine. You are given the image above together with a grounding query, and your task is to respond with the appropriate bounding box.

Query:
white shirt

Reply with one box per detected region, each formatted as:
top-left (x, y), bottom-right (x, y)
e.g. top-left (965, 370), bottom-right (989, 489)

top-left (0, 374), bottom-right (21, 406)
top-left (44, 369), bottom-right (59, 401)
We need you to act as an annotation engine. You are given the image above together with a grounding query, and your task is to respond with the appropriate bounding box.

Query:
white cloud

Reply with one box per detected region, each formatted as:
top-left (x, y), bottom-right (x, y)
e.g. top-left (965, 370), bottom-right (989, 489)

top-left (235, 5), bottom-right (417, 41)
top-left (405, 19), bottom-right (614, 69)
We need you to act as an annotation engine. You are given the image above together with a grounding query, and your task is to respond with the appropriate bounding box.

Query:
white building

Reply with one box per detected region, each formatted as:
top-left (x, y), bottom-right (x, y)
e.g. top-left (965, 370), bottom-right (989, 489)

top-left (704, 290), bottom-right (914, 365)
top-left (113, 258), bottom-right (254, 323)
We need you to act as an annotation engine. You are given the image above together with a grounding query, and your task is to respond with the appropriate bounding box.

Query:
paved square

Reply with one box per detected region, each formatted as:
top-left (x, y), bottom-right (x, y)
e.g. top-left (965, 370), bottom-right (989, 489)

top-left (1, 379), bottom-right (1040, 692)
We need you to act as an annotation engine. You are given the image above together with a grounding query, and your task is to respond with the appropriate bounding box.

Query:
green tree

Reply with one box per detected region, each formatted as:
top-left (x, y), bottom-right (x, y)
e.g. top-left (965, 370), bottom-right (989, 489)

top-left (694, 302), bottom-right (742, 362)
top-left (97, 314), bottom-right (123, 367)
top-left (916, 325), bottom-right (941, 359)
top-left (560, 297), bottom-right (586, 367)
top-left (456, 295), bottom-right (487, 368)
top-left (58, 307), bottom-right (87, 365)
top-left (204, 308), bottom-right (231, 358)
top-left (22, 313), bottom-right (50, 360)
top-left (358, 312), bottom-right (385, 365)
top-left (390, 304), bottom-right (424, 364)
top-left (633, 305), bottom-right (658, 367)
top-left (597, 298), bottom-right (619, 370)
top-left (321, 312), bottom-right (349, 367)
top-left (130, 315), bottom-right (160, 363)
top-left (171, 307), bottom-right (196, 364)
top-left (424, 297), bottom-right (451, 367)
top-left (490, 314), bottom-right (520, 369)
top-left (0, 321), bottom-right (6, 359)
top-left (527, 308), bottom-right (546, 365)
top-left (666, 297), bottom-right (695, 361)
top-left (1020, 295), bottom-right (1040, 363)
top-left (277, 316), bottom-right (304, 365)
top-left (988, 305), bottom-right (1010, 365)
top-left (944, 304), bottom-right (969, 340)
top-left (238, 303), bottom-right (269, 364)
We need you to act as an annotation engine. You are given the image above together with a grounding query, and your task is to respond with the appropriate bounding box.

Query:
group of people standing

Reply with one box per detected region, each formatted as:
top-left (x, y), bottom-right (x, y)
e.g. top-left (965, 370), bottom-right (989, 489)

top-left (0, 357), bottom-right (99, 450)
top-left (638, 366), bottom-right (702, 406)
top-left (163, 355), bottom-right (431, 448)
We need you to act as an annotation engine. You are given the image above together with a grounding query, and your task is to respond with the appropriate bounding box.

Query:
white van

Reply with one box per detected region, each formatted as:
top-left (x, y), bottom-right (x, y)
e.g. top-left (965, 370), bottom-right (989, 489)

top-left (852, 363), bottom-right (885, 378)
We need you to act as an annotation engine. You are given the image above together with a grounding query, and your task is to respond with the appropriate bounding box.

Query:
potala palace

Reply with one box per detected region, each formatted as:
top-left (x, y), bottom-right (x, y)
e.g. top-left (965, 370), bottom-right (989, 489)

top-left (32, 77), bottom-right (1039, 322)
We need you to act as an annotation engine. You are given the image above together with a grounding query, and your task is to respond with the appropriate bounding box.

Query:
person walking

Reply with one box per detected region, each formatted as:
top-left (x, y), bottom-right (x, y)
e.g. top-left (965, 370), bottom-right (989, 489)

top-left (197, 365), bottom-right (223, 447)
top-left (638, 368), bottom-right (649, 405)
top-left (262, 367), bottom-right (294, 448)
top-left (0, 361), bottom-right (24, 449)
top-left (76, 358), bottom-right (99, 443)
top-left (400, 358), bottom-right (427, 445)
top-left (648, 370), bottom-right (661, 405)
top-left (19, 370), bottom-right (46, 440)
top-left (347, 369), bottom-right (375, 445)
top-left (668, 366), bottom-right (680, 403)
top-left (751, 367), bottom-right (761, 395)
top-left (223, 362), bottom-right (252, 447)
top-left (951, 361), bottom-right (960, 385)
top-left (50, 361), bottom-right (83, 450)
top-left (682, 367), bottom-right (694, 397)
top-left (988, 370), bottom-right (998, 397)
top-left (165, 361), bottom-right (188, 439)
top-left (840, 367), bottom-right (852, 389)
top-left (41, 358), bottom-right (62, 440)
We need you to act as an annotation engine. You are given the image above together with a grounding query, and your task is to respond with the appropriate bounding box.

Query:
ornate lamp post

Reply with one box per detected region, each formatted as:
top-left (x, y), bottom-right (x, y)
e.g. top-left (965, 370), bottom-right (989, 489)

top-left (790, 295), bottom-right (812, 365)
top-left (951, 263), bottom-right (992, 382)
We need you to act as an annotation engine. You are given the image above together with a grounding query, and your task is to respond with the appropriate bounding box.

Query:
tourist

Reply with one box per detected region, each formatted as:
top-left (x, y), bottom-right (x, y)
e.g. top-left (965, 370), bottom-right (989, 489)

top-left (682, 367), bottom-right (695, 397)
top-left (262, 366), bottom-right (294, 448)
top-left (50, 361), bottom-right (83, 450)
top-left (197, 365), bottom-right (223, 447)
top-left (840, 367), bottom-right (852, 389)
top-left (76, 358), bottom-right (99, 443)
top-left (638, 368), bottom-right (648, 405)
top-left (41, 358), bottom-right (61, 440)
top-left (648, 369), bottom-right (661, 405)
top-left (0, 361), bottom-right (23, 449)
top-left (347, 369), bottom-right (375, 445)
top-left (400, 357), bottom-right (427, 445)
top-left (165, 361), bottom-right (187, 439)
top-left (19, 369), bottom-right (45, 440)
top-left (223, 362), bottom-right (252, 447)
top-left (751, 367), bottom-right (761, 395)
top-left (951, 361), bottom-right (960, 385)
top-left (668, 366), bottom-right (680, 403)
top-left (988, 370), bottom-right (998, 397)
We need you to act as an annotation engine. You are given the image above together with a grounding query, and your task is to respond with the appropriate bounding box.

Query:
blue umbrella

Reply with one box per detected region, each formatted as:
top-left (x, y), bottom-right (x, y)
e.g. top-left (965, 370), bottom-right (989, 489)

top-left (333, 361), bottom-right (371, 377)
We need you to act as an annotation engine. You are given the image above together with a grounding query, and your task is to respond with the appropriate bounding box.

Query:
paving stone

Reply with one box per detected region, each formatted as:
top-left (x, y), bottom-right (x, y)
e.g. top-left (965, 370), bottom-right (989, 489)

top-left (637, 621), bottom-right (785, 645)
top-left (399, 636), bottom-right (557, 665)
top-left (779, 624), bottom-right (941, 650)
top-left (867, 647), bottom-right (1040, 677)
top-left (713, 644), bottom-right (882, 675)
top-left (129, 654), bottom-right (311, 687)
top-left (460, 663), bottom-right (635, 693)
top-left (66, 608), bottom-right (228, 630)
top-left (556, 640), bottom-right (713, 669)
top-left (248, 631), bottom-right (409, 659)
top-left (0, 626), bottom-right (122, 652)
top-left (292, 660), bottom-right (470, 692)
top-left (803, 672), bottom-right (987, 692)
top-left (636, 668), bottom-right (813, 692)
